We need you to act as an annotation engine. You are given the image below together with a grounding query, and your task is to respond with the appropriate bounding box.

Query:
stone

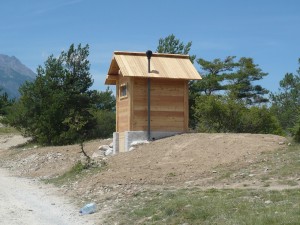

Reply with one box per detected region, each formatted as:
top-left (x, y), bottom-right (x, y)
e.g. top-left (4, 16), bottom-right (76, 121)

top-left (265, 200), bottom-right (273, 204)
top-left (98, 145), bottom-right (110, 151)
top-left (129, 147), bottom-right (135, 151)
top-left (92, 151), bottom-right (103, 158)
top-left (104, 148), bottom-right (113, 156)
top-left (109, 142), bottom-right (113, 148)
top-left (278, 141), bottom-right (285, 145)
top-left (130, 140), bottom-right (149, 146)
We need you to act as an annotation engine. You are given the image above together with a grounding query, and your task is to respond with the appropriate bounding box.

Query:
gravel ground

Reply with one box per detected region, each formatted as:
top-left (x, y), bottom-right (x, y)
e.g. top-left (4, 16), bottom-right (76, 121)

top-left (0, 168), bottom-right (97, 225)
top-left (0, 134), bottom-right (99, 225)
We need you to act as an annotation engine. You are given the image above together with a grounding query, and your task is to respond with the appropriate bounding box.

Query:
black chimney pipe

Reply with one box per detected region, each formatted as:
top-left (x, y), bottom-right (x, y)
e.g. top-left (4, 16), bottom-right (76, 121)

top-left (146, 50), bottom-right (152, 141)
top-left (146, 50), bottom-right (152, 73)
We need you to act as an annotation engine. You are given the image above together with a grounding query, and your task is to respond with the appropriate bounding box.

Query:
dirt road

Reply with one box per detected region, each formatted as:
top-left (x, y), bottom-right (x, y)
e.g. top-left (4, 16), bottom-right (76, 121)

top-left (0, 135), bottom-right (96, 225)
top-left (0, 168), bottom-right (96, 225)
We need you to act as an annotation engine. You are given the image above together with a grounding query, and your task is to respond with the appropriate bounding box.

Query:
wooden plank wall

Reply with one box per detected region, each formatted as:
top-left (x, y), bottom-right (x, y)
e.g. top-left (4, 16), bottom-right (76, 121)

top-left (116, 76), bottom-right (131, 132)
top-left (132, 78), bottom-right (188, 132)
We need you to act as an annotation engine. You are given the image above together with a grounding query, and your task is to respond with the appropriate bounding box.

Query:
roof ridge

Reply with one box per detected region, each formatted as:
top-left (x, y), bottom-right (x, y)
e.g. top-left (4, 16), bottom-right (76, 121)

top-left (114, 51), bottom-right (189, 59)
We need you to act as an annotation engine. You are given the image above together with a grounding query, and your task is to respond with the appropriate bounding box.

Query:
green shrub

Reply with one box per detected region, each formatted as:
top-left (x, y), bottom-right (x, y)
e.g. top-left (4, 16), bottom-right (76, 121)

top-left (193, 95), bottom-right (283, 135)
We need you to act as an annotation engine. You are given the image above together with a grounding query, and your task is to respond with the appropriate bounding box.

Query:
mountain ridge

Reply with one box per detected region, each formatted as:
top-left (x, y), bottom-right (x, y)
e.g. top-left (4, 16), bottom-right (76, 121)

top-left (0, 54), bottom-right (36, 98)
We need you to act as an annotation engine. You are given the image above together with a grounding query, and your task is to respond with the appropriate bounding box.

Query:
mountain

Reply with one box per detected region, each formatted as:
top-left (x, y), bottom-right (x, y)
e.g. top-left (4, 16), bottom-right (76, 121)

top-left (0, 54), bottom-right (36, 98)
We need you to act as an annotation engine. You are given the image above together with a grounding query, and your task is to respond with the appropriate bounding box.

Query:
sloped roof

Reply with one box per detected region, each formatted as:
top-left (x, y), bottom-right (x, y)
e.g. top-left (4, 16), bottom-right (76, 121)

top-left (105, 51), bottom-right (202, 85)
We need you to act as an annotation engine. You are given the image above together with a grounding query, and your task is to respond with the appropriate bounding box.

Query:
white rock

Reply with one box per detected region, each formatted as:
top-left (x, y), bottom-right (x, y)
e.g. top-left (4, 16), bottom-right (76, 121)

top-left (109, 142), bottom-right (113, 148)
top-left (92, 151), bottom-right (103, 158)
top-left (129, 147), bottom-right (135, 151)
top-left (278, 141), bottom-right (285, 145)
top-left (104, 148), bottom-right (113, 156)
top-left (265, 200), bottom-right (273, 204)
top-left (130, 140), bottom-right (149, 146)
top-left (98, 145), bottom-right (110, 151)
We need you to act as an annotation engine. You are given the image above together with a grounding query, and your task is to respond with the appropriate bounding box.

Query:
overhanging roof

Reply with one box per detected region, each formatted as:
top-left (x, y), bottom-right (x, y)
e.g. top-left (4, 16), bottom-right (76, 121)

top-left (105, 51), bottom-right (202, 85)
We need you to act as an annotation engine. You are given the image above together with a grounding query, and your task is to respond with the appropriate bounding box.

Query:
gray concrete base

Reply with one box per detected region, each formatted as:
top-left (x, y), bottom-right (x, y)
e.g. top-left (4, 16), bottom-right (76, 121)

top-left (112, 132), bottom-right (119, 154)
top-left (113, 131), bottom-right (181, 153)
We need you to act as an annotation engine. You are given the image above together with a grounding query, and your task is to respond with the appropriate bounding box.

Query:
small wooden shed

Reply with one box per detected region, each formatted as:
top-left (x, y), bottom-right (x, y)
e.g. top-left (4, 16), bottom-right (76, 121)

top-left (105, 51), bottom-right (201, 152)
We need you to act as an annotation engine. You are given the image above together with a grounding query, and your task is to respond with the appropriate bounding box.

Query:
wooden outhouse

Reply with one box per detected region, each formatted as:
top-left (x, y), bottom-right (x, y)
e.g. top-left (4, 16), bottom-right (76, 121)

top-left (105, 51), bottom-right (201, 153)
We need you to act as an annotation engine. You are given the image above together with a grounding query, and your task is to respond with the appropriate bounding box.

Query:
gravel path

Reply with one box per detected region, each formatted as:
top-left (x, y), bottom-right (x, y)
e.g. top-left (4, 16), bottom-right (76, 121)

top-left (0, 168), bottom-right (95, 225)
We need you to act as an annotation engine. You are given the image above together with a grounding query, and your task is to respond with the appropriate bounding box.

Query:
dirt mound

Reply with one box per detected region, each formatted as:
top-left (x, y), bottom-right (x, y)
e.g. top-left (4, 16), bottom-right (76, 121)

top-left (83, 133), bottom-right (287, 186)
top-left (1, 133), bottom-right (286, 185)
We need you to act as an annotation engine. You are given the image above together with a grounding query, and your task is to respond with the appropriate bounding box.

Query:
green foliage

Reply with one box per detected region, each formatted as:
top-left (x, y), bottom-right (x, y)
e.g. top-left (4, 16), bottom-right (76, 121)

top-left (156, 34), bottom-right (196, 63)
top-left (292, 117), bottom-right (300, 142)
top-left (227, 57), bottom-right (269, 105)
top-left (90, 109), bottom-right (115, 138)
top-left (240, 106), bottom-right (282, 135)
top-left (45, 160), bottom-right (107, 186)
top-left (0, 90), bottom-right (15, 115)
top-left (91, 87), bottom-right (116, 111)
top-left (0, 125), bottom-right (19, 134)
top-left (189, 56), bottom-right (269, 130)
top-left (193, 56), bottom-right (238, 95)
top-left (271, 65), bottom-right (300, 134)
top-left (193, 95), bottom-right (231, 132)
top-left (193, 95), bottom-right (282, 135)
top-left (192, 56), bottom-right (269, 105)
top-left (4, 44), bottom-right (98, 145)
top-left (44, 161), bottom-right (86, 186)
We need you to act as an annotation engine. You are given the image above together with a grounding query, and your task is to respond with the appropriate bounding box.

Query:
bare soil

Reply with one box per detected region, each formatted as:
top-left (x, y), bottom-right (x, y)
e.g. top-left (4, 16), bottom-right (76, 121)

top-left (0, 133), bottom-right (291, 224)
top-left (0, 133), bottom-right (287, 184)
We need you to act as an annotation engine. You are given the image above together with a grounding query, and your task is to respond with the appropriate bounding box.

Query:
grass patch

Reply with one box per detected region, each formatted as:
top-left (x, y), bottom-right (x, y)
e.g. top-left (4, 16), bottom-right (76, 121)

top-left (0, 125), bottom-right (20, 134)
top-left (107, 188), bottom-right (300, 225)
top-left (44, 160), bottom-right (106, 186)
top-left (13, 140), bottom-right (37, 150)
top-left (278, 180), bottom-right (299, 187)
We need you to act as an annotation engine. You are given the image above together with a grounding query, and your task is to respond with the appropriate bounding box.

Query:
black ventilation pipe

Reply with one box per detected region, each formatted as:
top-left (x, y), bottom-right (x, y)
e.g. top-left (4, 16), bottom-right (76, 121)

top-left (146, 50), bottom-right (152, 141)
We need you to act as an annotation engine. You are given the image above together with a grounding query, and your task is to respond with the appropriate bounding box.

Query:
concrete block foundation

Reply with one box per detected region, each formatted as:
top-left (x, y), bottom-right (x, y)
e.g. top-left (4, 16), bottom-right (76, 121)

top-left (113, 131), bottom-right (181, 153)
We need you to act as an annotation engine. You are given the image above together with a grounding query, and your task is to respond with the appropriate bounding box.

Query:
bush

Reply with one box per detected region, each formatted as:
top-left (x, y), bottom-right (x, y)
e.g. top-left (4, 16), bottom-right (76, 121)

top-left (193, 95), bottom-right (283, 135)
top-left (292, 117), bottom-right (300, 142)
top-left (89, 110), bottom-right (115, 139)
top-left (240, 106), bottom-right (283, 135)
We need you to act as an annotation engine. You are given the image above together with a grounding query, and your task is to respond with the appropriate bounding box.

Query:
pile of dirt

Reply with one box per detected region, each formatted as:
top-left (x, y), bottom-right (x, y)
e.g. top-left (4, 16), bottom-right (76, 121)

top-left (0, 133), bottom-right (287, 185)
top-left (80, 133), bottom-right (287, 185)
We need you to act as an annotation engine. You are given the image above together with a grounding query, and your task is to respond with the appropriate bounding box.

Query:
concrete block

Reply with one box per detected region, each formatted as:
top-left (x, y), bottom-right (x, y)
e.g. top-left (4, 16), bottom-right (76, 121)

top-left (113, 132), bottom-right (119, 154)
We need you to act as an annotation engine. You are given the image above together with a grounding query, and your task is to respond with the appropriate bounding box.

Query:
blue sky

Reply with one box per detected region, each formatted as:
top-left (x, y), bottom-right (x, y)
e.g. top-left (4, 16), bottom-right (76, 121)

top-left (1, 0), bottom-right (299, 93)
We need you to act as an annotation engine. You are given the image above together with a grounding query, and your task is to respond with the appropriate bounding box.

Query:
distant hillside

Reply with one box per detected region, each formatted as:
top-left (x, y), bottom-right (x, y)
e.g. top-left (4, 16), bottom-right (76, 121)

top-left (0, 54), bottom-right (36, 98)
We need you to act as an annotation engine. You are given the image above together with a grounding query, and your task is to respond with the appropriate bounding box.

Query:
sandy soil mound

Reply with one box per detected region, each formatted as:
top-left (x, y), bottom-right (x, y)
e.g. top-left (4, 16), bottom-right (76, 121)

top-left (1, 133), bottom-right (286, 186)
top-left (85, 133), bottom-right (287, 185)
